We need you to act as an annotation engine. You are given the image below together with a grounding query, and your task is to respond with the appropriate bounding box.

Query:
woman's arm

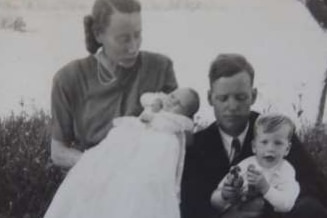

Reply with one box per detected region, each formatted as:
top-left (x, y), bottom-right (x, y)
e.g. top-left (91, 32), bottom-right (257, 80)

top-left (51, 70), bottom-right (81, 169)
top-left (50, 138), bottom-right (82, 169)
top-left (162, 58), bottom-right (178, 93)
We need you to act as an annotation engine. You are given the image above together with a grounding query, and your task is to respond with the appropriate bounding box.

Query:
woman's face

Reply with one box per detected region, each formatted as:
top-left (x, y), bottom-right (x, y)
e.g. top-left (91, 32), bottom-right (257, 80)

top-left (97, 11), bottom-right (142, 68)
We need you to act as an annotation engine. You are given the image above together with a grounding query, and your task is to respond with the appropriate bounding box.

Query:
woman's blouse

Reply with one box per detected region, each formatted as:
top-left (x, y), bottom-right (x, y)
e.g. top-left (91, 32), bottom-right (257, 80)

top-left (51, 51), bottom-right (177, 150)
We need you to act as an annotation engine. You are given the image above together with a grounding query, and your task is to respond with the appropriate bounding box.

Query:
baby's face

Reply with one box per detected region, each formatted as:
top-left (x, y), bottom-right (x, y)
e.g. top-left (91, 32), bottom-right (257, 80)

top-left (150, 99), bottom-right (163, 112)
top-left (163, 88), bottom-right (195, 116)
top-left (252, 125), bottom-right (291, 169)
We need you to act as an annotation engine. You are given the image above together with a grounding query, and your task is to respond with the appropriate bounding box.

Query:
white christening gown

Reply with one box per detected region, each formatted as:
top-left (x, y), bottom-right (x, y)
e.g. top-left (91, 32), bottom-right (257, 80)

top-left (44, 112), bottom-right (193, 218)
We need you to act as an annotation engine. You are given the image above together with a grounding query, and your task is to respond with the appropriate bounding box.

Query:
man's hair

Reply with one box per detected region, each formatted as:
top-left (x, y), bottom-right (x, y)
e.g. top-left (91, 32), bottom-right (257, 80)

top-left (209, 53), bottom-right (255, 85)
top-left (254, 113), bottom-right (295, 140)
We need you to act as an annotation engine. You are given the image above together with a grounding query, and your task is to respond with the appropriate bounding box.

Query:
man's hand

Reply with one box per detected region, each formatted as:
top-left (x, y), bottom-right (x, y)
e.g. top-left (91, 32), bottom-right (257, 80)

top-left (246, 166), bottom-right (269, 195)
top-left (222, 174), bottom-right (242, 203)
top-left (221, 197), bottom-right (265, 218)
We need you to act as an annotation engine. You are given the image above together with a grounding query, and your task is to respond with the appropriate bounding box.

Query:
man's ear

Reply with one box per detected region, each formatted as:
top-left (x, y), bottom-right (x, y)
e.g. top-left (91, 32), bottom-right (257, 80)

top-left (251, 140), bottom-right (256, 154)
top-left (207, 89), bottom-right (213, 106)
top-left (251, 87), bottom-right (258, 105)
top-left (94, 29), bottom-right (103, 44)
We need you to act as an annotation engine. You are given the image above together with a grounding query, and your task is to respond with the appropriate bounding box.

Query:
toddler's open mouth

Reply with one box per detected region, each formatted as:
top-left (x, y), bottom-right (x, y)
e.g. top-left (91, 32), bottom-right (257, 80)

top-left (263, 155), bottom-right (275, 162)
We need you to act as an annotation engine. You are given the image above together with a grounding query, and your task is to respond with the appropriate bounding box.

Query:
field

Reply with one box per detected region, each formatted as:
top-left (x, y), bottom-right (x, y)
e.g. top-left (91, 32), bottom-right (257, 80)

top-left (1, 0), bottom-right (327, 124)
top-left (1, 0), bottom-right (327, 217)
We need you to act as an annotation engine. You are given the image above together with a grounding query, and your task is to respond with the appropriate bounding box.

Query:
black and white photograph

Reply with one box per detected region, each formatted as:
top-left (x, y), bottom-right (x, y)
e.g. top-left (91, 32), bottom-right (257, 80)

top-left (0, 0), bottom-right (327, 217)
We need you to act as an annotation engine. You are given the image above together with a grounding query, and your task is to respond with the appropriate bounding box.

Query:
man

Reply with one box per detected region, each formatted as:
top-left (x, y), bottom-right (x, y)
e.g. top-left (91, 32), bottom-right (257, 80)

top-left (181, 53), bottom-right (327, 218)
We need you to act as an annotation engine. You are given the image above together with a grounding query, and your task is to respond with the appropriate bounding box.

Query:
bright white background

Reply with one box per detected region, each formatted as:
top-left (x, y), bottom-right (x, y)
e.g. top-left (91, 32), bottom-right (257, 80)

top-left (0, 0), bottom-right (327, 126)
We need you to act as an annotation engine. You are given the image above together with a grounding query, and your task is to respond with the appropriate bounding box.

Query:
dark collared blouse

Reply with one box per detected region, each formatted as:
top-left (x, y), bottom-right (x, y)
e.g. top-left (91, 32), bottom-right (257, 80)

top-left (51, 51), bottom-right (177, 150)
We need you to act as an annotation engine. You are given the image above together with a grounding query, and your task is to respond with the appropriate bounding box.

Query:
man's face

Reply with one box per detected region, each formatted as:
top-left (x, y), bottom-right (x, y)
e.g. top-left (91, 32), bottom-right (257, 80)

top-left (208, 71), bottom-right (257, 136)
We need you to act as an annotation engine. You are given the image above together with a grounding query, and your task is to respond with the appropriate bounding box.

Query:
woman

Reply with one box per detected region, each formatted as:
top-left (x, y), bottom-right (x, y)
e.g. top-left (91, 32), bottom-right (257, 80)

top-left (44, 88), bottom-right (199, 218)
top-left (50, 0), bottom-right (178, 168)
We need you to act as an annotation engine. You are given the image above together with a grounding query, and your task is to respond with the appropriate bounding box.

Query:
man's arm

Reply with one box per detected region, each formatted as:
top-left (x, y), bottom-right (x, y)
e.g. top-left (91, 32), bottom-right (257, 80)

top-left (181, 143), bottom-right (210, 218)
top-left (51, 72), bottom-right (81, 169)
top-left (211, 178), bottom-right (234, 212)
top-left (50, 138), bottom-right (82, 169)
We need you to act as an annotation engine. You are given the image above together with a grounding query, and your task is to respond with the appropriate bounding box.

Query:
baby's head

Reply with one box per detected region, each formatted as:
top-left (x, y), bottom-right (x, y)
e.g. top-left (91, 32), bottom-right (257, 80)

top-left (163, 88), bottom-right (200, 118)
top-left (252, 114), bottom-right (295, 169)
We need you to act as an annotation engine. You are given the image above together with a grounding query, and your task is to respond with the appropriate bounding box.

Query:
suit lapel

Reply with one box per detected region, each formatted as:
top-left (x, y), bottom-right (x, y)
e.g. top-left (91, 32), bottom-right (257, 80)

top-left (205, 123), bottom-right (231, 168)
top-left (208, 111), bottom-right (259, 166)
top-left (238, 112), bottom-right (259, 161)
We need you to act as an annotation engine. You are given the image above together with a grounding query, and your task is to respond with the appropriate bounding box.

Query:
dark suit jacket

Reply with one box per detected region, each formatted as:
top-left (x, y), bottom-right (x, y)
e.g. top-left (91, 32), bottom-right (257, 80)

top-left (181, 111), bottom-right (327, 218)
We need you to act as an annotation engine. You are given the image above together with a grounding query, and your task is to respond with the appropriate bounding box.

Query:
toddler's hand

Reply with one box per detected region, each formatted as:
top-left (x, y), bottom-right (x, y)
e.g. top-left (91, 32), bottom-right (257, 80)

top-left (246, 165), bottom-right (269, 195)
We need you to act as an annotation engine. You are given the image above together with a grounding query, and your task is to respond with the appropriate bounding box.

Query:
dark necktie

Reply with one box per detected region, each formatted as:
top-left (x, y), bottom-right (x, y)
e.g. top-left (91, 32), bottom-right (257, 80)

top-left (231, 138), bottom-right (241, 165)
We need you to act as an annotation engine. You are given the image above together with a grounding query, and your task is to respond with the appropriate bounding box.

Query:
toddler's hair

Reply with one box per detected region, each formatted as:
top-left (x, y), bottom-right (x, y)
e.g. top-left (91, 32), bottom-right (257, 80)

top-left (254, 113), bottom-right (295, 140)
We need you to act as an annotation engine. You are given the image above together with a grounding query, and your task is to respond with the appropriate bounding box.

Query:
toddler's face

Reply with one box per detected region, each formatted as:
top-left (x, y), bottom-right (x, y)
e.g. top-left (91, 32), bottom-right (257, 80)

top-left (163, 89), bottom-right (195, 116)
top-left (252, 125), bottom-right (291, 169)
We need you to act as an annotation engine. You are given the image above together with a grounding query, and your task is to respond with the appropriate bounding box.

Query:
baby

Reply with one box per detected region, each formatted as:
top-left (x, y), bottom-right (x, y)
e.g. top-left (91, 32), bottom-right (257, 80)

top-left (115, 87), bottom-right (200, 132)
top-left (211, 114), bottom-right (300, 214)
top-left (44, 88), bottom-right (200, 218)
top-left (140, 88), bottom-right (199, 119)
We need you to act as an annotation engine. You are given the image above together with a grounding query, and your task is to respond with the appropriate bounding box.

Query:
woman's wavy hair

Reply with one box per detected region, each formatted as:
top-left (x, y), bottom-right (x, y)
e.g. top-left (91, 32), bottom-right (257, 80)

top-left (84, 0), bottom-right (141, 54)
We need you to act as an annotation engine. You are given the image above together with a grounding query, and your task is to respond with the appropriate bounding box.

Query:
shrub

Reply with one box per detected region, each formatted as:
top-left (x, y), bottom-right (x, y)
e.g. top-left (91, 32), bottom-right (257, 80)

top-left (0, 110), bottom-right (64, 218)
top-left (299, 124), bottom-right (327, 177)
top-left (0, 16), bottom-right (26, 32)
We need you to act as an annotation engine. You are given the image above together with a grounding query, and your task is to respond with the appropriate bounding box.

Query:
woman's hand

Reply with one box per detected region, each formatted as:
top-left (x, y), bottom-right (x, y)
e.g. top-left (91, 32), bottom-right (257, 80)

top-left (51, 139), bottom-right (83, 169)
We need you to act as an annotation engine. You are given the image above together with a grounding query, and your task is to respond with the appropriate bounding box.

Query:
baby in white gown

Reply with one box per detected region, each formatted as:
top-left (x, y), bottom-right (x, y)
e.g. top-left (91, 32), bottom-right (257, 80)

top-left (44, 88), bottom-right (200, 218)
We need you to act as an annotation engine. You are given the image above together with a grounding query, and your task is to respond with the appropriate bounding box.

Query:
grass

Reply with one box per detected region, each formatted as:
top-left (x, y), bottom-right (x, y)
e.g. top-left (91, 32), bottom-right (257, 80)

top-left (299, 123), bottom-right (327, 177)
top-left (0, 110), bottom-right (65, 218)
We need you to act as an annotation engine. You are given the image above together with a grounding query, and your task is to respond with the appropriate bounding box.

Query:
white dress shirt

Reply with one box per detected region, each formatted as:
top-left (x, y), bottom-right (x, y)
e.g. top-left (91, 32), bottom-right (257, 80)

top-left (218, 124), bottom-right (249, 162)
